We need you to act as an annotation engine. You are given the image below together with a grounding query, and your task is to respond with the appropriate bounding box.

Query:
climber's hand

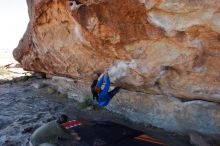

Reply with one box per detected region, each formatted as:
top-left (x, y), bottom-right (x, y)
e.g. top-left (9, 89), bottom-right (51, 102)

top-left (103, 67), bottom-right (109, 74)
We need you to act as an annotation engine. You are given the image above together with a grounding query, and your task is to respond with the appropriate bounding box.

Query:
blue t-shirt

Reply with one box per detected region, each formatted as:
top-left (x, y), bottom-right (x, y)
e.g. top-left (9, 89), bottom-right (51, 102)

top-left (96, 74), bottom-right (110, 106)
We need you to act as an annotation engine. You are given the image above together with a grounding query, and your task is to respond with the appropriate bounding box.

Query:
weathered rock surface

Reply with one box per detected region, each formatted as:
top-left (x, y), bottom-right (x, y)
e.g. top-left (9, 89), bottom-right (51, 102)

top-left (14, 0), bottom-right (220, 103)
top-left (49, 76), bottom-right (220, 137)
top-left (13, 0), bottom-right (220, 135)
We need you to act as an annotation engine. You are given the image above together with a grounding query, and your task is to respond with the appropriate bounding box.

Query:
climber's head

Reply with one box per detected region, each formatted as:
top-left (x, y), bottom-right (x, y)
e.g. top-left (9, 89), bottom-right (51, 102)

top-left (93, 72), bottom-right (101, 80)
top-left (57, 114), bottom-right (68, 124)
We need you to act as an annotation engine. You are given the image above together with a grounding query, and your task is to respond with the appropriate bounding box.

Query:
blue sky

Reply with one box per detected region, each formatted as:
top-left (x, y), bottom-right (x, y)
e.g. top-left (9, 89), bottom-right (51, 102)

top-left (0, 0), bottom-right (29, 52)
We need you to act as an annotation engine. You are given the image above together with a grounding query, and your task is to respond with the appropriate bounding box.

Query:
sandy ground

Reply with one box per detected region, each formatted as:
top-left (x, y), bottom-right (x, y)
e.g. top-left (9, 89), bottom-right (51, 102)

top-left (0, 51), bottom-right (31, 83)
top-left (0, 51), bottom-right (17, 67)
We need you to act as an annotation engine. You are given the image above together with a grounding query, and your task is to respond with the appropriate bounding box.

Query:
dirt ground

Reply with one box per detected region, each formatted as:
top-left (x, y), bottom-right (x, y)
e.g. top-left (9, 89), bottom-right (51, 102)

top-left (0, 51), bottom-right (17, 67)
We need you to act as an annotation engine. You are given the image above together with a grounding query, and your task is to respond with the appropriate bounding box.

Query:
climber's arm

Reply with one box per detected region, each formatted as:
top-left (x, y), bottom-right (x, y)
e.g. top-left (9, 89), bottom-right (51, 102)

top-left (102, 74), bottom-right (110, 93)
top-left (96, 73), bottom-right (104, 87)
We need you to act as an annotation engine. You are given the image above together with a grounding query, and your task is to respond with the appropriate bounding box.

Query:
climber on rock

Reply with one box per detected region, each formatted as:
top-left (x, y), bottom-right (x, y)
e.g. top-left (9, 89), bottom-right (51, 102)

top-left (69, 0), bottom-right (83, 10)
top-left (29, 114), bottom-right (81, 146)
top-left (91, 68), bottom-right (121, 107)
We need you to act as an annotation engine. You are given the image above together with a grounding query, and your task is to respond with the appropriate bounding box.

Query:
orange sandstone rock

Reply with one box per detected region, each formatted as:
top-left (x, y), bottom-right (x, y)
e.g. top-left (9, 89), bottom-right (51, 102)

top-left (14, 0), bottom-right (220, 102)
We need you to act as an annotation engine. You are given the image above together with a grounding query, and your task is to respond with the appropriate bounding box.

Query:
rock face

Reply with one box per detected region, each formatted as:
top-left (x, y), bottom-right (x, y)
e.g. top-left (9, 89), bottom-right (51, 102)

top-left (49, 76), bottom-right (220, 136)
top-left (14, 0), bottom-right (220, 135)
top-left (14, 0), bottom-right (220, 102)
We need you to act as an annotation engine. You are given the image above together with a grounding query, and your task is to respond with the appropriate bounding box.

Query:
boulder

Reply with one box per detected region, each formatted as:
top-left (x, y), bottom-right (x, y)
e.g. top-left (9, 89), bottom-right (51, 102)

top-left (13, 0), bottom-right (220, 102)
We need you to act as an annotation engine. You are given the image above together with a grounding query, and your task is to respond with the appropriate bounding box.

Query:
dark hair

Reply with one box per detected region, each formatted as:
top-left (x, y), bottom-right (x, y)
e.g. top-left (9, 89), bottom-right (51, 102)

top-left (96, 73), bottom-right (101, 77)
top-left (91, 80), bottom-right (98, 99)
top-left (57, 114), bottom-right (68, 124)
top-left (91, 73), bottom-right (101, 100)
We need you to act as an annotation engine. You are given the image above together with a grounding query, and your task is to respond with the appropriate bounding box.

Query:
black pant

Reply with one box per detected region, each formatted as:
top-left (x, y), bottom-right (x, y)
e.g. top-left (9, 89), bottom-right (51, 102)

top-left (109, 87), bottom-right (121, 99)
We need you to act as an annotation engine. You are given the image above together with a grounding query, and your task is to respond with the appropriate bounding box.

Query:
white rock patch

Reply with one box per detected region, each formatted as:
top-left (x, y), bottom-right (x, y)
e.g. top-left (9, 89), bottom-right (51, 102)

top-left (109, 60), bottom-right (137, 82)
